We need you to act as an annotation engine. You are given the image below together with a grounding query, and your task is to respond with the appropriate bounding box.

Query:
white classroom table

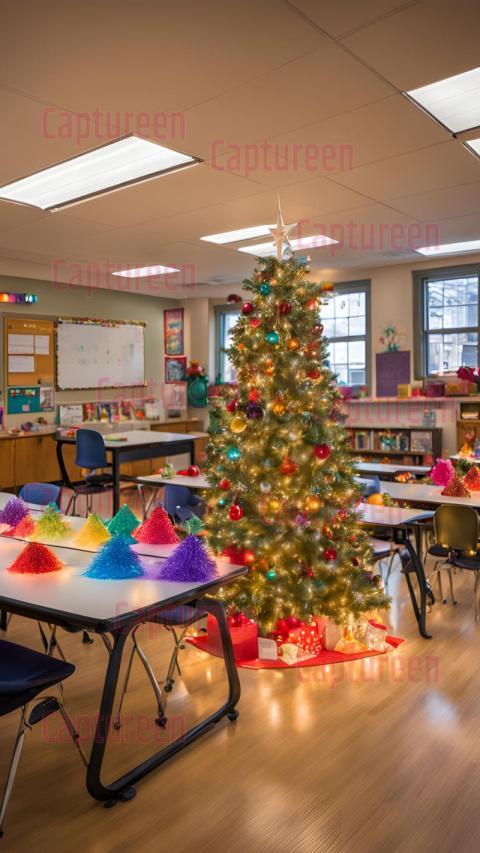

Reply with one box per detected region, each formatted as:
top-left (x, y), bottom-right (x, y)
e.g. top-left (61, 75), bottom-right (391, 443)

top-left (356, 503), bottom-right (434, 638)
top-left (355, 461), bottom-right (431, 478)
top-left (134, 472), bottom-right (210, 490)
top-left (356, 478), bottom-right (480, 509)
top-left (54, 430), bottom-right (199, 515)
top-left (0, 534), bottom-right (245, 804)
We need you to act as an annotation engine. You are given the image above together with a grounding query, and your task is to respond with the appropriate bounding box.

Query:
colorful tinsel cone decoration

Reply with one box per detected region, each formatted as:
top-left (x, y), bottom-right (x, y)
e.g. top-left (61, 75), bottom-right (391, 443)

top-left (31, 503), bottom-right (71, 542)
top-left (74, 513), bottom-right (111, 549)
top-left (83, 535), bottom-right (144, 579)
top-left (182, 514), bottom-right (205, 536)
top-left (0, 497), bottom-right (28, 529)
top-left (134, 506), bottom-right (179, 545)
top-left (107, 505), bottom-right (140, 537)
top-left (463, 466), bottom-right (480, 492)
top-left (12, 514), bottom-right (37, 539)
top-left (154, 535), bottom-right (217, 582)
top-left (7, 542), bottom-right (64, 574)
top-left (430, 458), bottom-right (454, 487)
top-left (441, 475), bottom-right (471, 498)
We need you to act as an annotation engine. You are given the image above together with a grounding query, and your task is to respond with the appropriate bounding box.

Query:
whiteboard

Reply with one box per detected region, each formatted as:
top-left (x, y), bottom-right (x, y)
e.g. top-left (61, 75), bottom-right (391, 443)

top-left (56, 319), bottom-right (145, 390)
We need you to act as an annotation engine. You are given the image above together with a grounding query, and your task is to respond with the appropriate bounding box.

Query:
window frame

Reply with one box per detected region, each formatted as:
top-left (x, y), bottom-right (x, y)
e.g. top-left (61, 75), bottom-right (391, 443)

top-left (413, 263), bottom-right (480, 378)
top-left (322, 279), bottom-right (371, 391)
top-left (215, 303), bottom-right (241, 382)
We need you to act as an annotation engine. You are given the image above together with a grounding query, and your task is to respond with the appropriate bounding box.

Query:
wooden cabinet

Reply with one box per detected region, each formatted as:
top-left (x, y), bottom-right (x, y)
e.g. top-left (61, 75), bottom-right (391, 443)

top-left (0, 440), bottom-right (15, 489)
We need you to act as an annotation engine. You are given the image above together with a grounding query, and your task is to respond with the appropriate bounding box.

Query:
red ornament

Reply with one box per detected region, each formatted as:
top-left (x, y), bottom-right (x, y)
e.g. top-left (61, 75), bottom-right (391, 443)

top-left (307, 369), bottom-right (320, 380)
top-left (250, 317), bottom-right (261, 328)
top-left (278, 301), bottom-right (292, 315)
top-left (226, 399), bottom-right (238, 413)
top-left (134, 506), bottom-right (179, 545)
top-left (307, 298), bottom-right (318, 310)
top-left (276, 618), bottom-right (289, 636)
top-left (314, 443), bottom-right (331, 460)
top-left (279, 456), bottom-right (297, 475)
top-left (248, 388), bottom-right (261, 403)
top-left (323, 548), bottom-right (337, 562)
top-left (242, 302), bottom-right (254, 315)
top-left (229, 504), bottom-right (244, 521)
top-left (219, 478), bottom-right (231, 490)
top-left (187, 465), bottom-right (200, 477)
top-left (286, 615), bottom-right (300, 629)
top-left (7, 542), bottom-right (64, 575)
top-left (351, 557), bottom-right (359, 566)
top-left (243, 549), bottom-right (256, 565)
top-left (313, 324), bottom-right (323, 336)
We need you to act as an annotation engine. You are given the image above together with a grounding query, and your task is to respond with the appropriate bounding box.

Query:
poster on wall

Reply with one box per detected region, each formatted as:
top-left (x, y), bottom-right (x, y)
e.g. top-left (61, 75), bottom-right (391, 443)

top-left (165, 356), bottom-right (187, 383)
top-left (8, 386), bottom-right (40, 414)
top-left (164, 308), bottom-right (184, 356)
top-left (376, 351), bottom-right (410, 397)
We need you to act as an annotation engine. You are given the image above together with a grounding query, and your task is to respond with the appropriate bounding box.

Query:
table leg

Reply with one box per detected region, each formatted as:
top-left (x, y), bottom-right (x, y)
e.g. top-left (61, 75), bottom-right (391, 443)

top-left (86, 599), bottom-right (240, 804)
top-left (401, 532), bottom-right (434, 640)
top-left (0, 609), bottom-right (7, 631)
top-left (189, 440), bottom-right (195, 466)
top-left (112, 452), bottom-right (120, 515)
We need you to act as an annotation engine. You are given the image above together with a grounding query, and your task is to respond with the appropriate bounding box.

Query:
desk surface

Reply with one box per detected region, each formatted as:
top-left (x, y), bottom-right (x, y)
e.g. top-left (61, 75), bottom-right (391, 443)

top-left (135, 472), bottom-right (210, 489)
top-left (357, 478), bottom-right (480, 509)
top-left (0, 536), bottom-right (244, 631)
top-left (357, 504), bottom-right (433, 527)
top-left (56, 429), bottom-right (195, 448)
top-left (355, 461), bottom-right (431, 476)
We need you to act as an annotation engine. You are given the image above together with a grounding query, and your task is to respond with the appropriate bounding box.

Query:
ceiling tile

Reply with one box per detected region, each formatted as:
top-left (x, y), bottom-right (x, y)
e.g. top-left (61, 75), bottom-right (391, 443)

top-left (289, 0), bottom-right (416, 38)
top-left (389, 181), bottom-right (480, 222)
top-left (342, 0), bottom-right (480, 91)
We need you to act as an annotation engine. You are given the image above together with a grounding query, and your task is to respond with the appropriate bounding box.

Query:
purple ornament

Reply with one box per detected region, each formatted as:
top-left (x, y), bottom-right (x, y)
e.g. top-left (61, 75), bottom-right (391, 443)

top-left (0, 497), bottom-right (28, 529)
top-left (153, 535), bottom-right (217, 583)
top-left (294, 512), bottom-right (310, 528)
top-left (247, 402), bottom-right (264, 419)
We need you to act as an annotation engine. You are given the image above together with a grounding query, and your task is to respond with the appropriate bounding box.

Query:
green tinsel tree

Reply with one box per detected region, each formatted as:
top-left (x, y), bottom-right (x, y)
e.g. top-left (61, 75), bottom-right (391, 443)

top-left (206, 255), bottom-right (389, 634)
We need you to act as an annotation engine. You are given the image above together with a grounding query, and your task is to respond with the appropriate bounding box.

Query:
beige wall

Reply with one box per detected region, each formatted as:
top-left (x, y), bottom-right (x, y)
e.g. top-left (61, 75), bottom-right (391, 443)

top-left (0, 275), bottom-right (180, 427)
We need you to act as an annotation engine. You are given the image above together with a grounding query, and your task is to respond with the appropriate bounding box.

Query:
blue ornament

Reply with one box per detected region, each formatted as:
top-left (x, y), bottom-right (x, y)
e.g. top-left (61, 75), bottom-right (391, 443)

top-left (227, 446), bottom-right (241, 461)
top-left (259, 282), bottom-right (271, 296)
top-left (266, 569), bottom-right (277, 581)
top-left (265, 331), bottom-right (279, 345)
top-left (218, 498), bottom-right (226, 507)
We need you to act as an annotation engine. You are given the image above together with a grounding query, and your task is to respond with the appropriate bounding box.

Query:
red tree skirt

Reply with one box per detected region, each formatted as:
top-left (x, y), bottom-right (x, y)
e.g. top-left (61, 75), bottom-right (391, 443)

top-left (188, 632), bottom-right (403, 670)
top-left (7, 542), bottom-right (64, 574)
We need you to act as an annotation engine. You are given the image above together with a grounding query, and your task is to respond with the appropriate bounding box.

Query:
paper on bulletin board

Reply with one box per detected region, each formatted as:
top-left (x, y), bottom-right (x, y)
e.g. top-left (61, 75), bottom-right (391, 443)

top-left (8, 334), bottom-right (34, 355)
top-left (8, 386), bottom-right (40, 414)
top-left (34, 335), bottom-right (50, 355)
top-left (8, 355), bottom-right (35, 373)
top-left (39, 386), bottom-right (54, 411)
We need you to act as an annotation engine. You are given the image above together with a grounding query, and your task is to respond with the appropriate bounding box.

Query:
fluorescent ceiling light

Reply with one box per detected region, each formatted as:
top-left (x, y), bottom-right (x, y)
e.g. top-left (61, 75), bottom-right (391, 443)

top-left (0, 135), bottom-right (201, 212)
top-left (465, 137), bottom-right (480, 157)
top-left (406, 66), bottom-right (480, 133)
top-left (113, 264), bottom-right (179, 277)
top-left (238, 234), bottom-right (337, 256)
top-left (200, 224), bottom-right (275, 244)
top-left (417, 239), bottom-right (480, 256)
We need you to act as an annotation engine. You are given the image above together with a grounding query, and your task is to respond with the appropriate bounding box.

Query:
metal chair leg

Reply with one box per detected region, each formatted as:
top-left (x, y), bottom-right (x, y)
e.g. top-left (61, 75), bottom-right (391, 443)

top-left (447, 569), bottom-right (457, 605)
top-left (131, 629), bottom-right (167, 727)
top-left (56, 694), bottom-right (88, 767)
top-left (137, 484), bottom-right (147, 520)
top-left (474, 571), bottom-right (480, 621)
top-left (0, 706), bottom-right (29, 838)
top-left (113, 641), bottom-right (137, 730)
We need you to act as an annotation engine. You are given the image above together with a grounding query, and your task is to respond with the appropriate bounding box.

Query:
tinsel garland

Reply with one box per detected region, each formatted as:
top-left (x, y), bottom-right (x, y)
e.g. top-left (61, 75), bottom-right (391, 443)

top-left (8, 542), bottom-right (64, 574)
top-left (154, 535), bottom-right (217, 582)
top-left (0, 497), bottom-right (28, 529)
top-left (107, 505), bottom-right (140, 537)
top-left (134, 506), bottom-right (179, 545)
top-left (83, 535), bottom-right (144, 579)
top-left (74, 513), bottom-right (111, 548)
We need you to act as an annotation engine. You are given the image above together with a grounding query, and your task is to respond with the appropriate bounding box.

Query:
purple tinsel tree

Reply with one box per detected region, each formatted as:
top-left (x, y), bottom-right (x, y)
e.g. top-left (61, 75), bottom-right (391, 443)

top-left (154, 535), bottom-right (217, 583)
top-left (0, 497), bottom-right (28, 529)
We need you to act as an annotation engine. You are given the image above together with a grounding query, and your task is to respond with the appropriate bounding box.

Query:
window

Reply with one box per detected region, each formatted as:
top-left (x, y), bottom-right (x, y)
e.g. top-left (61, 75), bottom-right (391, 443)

top-left (215, 305), bottom-right (240, 382)
top-left (414, 265), bottom-right (480, 376)
top-left (322, 281), bottom-right (371, 388)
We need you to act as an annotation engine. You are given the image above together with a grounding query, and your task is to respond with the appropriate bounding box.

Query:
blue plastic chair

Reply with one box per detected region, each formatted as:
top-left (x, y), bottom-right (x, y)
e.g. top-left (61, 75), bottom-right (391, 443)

top-left (64, 429), bottom-right (114, 516)
top-left (19, 482), bottom-right (61, 507)
top-left (163, 484), bottom-right (205, 522)
top-left (360, 475), bottom-right (381, 498)
top-left (0, 640), bottom-right (84, 837)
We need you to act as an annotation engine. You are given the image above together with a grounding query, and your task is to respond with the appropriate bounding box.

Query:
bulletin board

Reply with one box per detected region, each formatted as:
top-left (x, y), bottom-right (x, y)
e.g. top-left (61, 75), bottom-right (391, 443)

top-left (4, 317), bottom-right (55, 387)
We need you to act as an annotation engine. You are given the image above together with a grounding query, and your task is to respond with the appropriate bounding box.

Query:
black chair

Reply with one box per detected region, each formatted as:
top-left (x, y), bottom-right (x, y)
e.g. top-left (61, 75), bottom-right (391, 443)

top-left (0, 640), bottom-right (85, 837)
top-left (64, 429), bottom-right (114, 516)
top-left (114, 604), bottom-right (206, 730)
top-left (429, 505), bottom-right (480, 618)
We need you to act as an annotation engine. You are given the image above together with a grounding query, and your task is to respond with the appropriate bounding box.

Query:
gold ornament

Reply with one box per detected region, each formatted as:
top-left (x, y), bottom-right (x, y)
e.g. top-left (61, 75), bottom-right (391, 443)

top-left (272, 396), bottom-right (286, 415)
top-left (268, 497), bottom-right (282, 512)
top-left (286, 337), bottom-right (300, 351)
top-left (306, 495), bottom-right (322, 512)
top-left (230, 415), bottom-right (248, 434)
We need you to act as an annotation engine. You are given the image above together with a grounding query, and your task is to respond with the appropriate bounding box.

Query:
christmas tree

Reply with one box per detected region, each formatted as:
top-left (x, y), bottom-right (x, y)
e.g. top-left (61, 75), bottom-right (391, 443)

top-left (107, 505), bottom-right (140, 537)
top-left (206, 251), bottom-right (389, 634)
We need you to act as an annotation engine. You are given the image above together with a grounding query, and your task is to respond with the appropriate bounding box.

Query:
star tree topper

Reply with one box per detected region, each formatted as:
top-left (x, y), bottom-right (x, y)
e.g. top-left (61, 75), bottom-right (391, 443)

top-left (268, 198), bottom-right (297, 261)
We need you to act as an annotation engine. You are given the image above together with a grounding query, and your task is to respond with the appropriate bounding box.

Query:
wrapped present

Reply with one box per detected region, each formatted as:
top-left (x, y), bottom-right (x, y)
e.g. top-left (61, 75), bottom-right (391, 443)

top-left (324, 621), bottom-right (343, 650)
top-left (206, 612), bottom-right (258, 661)
top-left (335, 631), bottom-right (368, 655)
top-left (365, 622), bottom-right (389, 652)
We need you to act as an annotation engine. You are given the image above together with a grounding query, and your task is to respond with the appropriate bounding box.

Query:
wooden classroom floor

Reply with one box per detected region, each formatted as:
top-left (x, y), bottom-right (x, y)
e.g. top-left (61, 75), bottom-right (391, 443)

top-left (1, 555), bottom-right (480, 853)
